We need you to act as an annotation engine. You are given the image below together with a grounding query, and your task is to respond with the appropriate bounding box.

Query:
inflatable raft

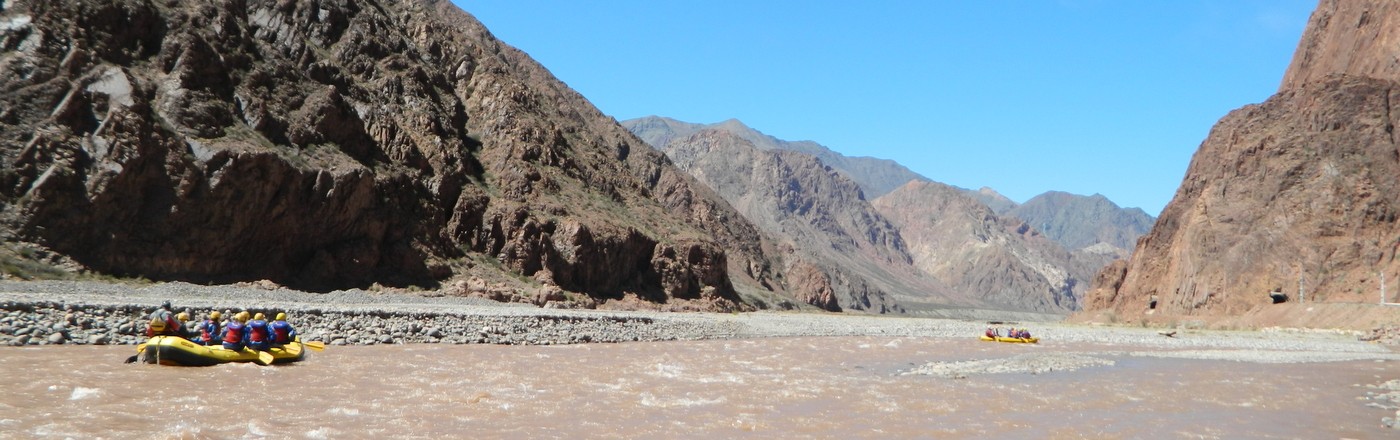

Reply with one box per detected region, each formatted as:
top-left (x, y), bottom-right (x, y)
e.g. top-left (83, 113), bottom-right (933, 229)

top-left (980, 335), bottom-right (1039, 344)
top-left (137, 335), bottom-right (307, 366)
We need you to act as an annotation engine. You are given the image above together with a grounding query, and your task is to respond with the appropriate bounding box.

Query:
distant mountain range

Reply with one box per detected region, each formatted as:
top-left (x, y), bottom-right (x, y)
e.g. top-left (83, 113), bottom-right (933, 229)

top-left (625, 116), bottom-right (928, 199)
top-left (0, 0), bottom-right (1157, 317)
top-left (624, 117), bottom-right (1154, 255)
top-left (624, 116), bottom-right (1154, 312)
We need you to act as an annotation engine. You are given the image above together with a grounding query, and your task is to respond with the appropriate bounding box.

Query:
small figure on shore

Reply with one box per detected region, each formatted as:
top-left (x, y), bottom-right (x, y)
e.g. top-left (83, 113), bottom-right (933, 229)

top-left (192, 311), bottom-right (222, 346)
top-left (222, 312), bottom-right (249, 351)
top-left (245, 312), bottom-right (273, 352)
top-left (270, 312), bottom-right (297, 346)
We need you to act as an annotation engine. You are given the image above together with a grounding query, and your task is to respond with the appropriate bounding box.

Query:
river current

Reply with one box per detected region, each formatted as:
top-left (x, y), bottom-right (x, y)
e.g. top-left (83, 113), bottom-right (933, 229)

top-left (1, 336), bottom-right (1395, 439)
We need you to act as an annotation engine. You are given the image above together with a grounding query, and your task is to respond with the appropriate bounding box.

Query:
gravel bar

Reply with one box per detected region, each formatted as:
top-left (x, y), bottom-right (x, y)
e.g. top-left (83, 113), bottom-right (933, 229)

top-left (0, 281), bottom-right (1397, 364)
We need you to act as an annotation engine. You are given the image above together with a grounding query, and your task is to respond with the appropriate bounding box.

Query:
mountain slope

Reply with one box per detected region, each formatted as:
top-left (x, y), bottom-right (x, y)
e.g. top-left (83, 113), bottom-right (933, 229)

top-left (1082, 0), bottom-right (1400, 320)
top-left (1006, 191), bottom-right (1155, 253)
top-left (623, 116), bottom-right (927, 198)
top-left (874, 181), bottom-right (1090, 312)
top-left (659, 128), bottom-right (955, 312)
top-left (0, 0), bottom-right (802, 310)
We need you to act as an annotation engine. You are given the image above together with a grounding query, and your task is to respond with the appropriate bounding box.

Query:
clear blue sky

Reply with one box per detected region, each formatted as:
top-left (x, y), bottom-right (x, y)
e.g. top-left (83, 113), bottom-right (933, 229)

top-left (455, 1), bottom-right (1316, 216)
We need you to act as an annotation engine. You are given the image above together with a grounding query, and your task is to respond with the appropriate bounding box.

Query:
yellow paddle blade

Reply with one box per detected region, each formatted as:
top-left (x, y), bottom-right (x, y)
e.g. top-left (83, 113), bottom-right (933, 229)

top-left (243, 348), bottom-right (273, 366)
top-left (302, 340), bottom-right (326, 351)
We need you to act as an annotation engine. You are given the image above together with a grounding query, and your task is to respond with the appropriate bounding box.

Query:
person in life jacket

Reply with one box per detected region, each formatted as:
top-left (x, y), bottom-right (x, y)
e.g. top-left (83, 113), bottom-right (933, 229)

top-left (245, 312), bottom-right (273, 352)
top-left (985, 327), bottom-right (996, 338)
top-left (192, 311), bottom-right (222, 345)
top-left (222, 312), bottom-right (248, 351)
top-left (269, 312), bottom-right (297, 346)
top-left (144, 301), bottom-right (185, 338)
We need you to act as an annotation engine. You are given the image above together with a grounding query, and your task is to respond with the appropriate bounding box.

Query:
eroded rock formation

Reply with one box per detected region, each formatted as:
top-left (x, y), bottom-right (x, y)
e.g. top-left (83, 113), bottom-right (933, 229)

top-left (0, 0), bottom-right (789, 310)
top-left (874, 181), bottom-right (1090, 313)
top-left (1083, 0), bottom-right (1400, 319)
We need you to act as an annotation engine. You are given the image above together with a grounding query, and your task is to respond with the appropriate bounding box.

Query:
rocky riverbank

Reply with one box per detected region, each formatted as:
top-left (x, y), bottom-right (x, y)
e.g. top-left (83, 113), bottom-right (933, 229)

top-left (3, 280), bottom-right (1397, 429)
top-left (0, 281), bottom-right (746, 347)
top-left (0, 280), bottom-right (1397, 356)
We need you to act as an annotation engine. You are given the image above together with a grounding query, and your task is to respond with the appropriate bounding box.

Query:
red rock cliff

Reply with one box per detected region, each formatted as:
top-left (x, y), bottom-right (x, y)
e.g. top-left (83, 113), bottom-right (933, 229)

top-left (1082, 0), bottom-right (1400, 320)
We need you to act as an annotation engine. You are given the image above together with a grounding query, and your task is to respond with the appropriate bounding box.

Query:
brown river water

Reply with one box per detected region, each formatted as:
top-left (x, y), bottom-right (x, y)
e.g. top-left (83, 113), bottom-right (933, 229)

top-left (1, 337), bottom-right (1395, 439)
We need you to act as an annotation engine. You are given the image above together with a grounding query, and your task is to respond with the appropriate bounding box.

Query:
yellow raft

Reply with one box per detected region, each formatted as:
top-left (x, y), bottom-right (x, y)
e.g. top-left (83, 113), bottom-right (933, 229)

top-left (980, 335), bottom-right (1039, 344)
top-left (136, 335), bottom-right (307, 366)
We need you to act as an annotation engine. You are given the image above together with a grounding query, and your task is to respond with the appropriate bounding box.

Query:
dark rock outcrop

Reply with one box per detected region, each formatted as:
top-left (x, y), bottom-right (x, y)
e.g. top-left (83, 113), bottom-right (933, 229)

top-left (1083, 0), bottom-right (1400, 319)
top-left (0, 0), bottom-right (791, 310)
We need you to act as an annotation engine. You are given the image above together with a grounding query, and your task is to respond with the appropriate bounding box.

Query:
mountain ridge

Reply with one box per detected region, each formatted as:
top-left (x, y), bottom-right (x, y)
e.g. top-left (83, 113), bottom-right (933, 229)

top-left (623, 116), bottom-right (928, 199)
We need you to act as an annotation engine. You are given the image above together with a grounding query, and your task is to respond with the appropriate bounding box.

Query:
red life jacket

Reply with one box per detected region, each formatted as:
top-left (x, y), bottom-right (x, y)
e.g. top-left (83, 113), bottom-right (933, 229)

top-left (223, 321), bottom-right (245, 344)
top-left (200, 320), bottom-right (217, 342)
top-left (271, 321), bottom-right (292, 343)
top-left (247, 320), bottom-right (270, 343)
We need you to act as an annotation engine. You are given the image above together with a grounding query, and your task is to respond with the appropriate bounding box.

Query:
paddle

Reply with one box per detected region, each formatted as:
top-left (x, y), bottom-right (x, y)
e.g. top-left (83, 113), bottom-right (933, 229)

top-left (301, 340), bottom-right (325, 351)
top-left (242, 347), bottom-right (274, 366)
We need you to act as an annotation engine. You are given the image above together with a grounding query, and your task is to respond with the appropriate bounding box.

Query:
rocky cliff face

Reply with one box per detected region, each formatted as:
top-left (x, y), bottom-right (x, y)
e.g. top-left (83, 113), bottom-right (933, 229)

top-left (657, 128), bottom-right (943, 312)
top-left (0, 0), bottom-right (793, 310)
top-left (874, 181), bottom-right (1089, 312)
top-left (1083, 0), bottom-right (1400, 319)
top-left (623, 116), bottom-right (928, 198)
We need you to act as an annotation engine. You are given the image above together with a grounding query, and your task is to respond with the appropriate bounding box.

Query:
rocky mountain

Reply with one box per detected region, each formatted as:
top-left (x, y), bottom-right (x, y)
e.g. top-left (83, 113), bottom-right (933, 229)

top-left (636, 119), bottom-right (1087, 313)
top-left (654, 128), bottom-right (949, 312)
top-left (967, 187), bottom-right (1154, 257)
top-left (873, 181), bottom-right (1092, 312)
top-left (1006, 192), bottom-right (1155, 255)
top-left (623, 116), bottom-right (927, 198)
top-left (967, 186), bottom-right (1018, 214)
top-left (627, 117), bottom-right (1154, 258)
top-left (1082, 0), bottom-right (1400, 321)
top-left (0, 0), bottom-right (832, 311)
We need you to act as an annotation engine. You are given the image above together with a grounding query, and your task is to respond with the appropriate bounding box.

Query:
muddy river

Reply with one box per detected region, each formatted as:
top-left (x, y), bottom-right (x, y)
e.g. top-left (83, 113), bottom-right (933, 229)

top-left (1, 337), bottom-right (1395, 439)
